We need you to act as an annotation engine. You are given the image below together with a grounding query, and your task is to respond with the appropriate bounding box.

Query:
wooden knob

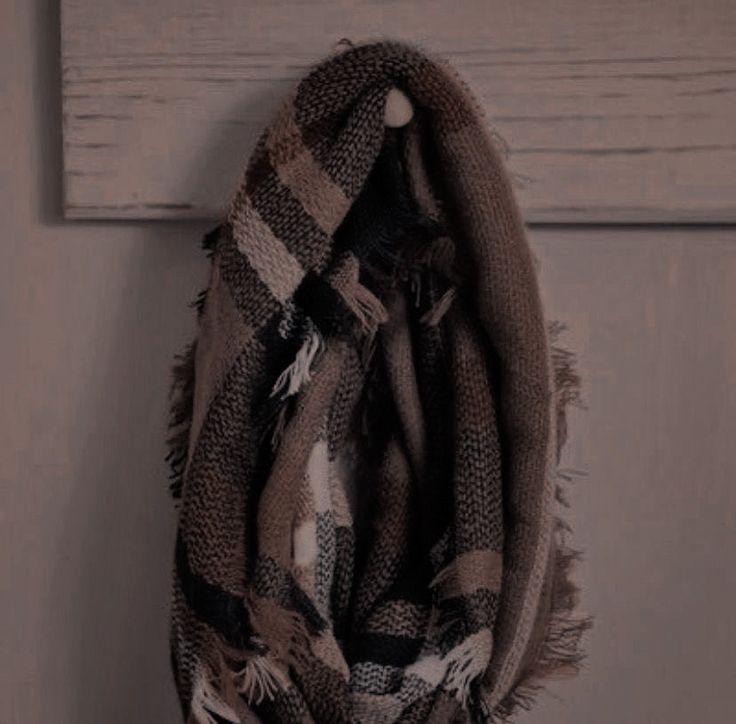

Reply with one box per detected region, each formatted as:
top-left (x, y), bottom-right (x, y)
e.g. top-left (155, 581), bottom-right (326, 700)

top-left (384, 88), bottom-right (414, 128)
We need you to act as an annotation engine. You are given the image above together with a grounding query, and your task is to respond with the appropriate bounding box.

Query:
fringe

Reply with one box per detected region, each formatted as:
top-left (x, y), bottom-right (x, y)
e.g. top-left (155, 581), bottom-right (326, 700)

top-left (446, 631), bottom-right (494, 709)
top-left (548, 321), bottom-right (584, 460)
top-left (165, 340), bottom-right (197, 500)
top-left (247, 596), bottom-right (314, 671)
top-left (485, 524), bottom-right (592, 723)
top-left (190, 663), bottom-right (240, 724)
top-left (190, 288), bottom-right (209, 319)
top-left (421, 286), bottom-right (456, 326)
top-left (270, 327), bottom-right (324, 399)
top-left (192, 621), bottom-right (295, 719)
top-left (477, 321), bottom-right (592, 723)
top-left (164, 225), bottom-right (221, 501)
top-left (339, 280), bottom-right (389, 337)
top-left (215, 597), bottom-right (312, 709)
top-left (232, 652), bottom-right (291, 706)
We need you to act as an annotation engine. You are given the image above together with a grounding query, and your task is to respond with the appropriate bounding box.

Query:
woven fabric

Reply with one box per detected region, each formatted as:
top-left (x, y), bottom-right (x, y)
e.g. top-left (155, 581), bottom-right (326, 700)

top-left (166, 40), bottom-right (588, 724)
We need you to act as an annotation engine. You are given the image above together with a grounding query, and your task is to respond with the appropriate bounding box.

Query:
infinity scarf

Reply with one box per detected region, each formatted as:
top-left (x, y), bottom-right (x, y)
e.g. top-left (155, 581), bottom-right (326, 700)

top-left (166, 40), bottom-right (588, 724)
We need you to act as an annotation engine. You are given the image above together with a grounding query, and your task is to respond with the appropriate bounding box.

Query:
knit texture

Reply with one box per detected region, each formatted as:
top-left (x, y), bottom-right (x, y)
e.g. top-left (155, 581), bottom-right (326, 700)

top-left (166, 40), bottom-right (589, 723)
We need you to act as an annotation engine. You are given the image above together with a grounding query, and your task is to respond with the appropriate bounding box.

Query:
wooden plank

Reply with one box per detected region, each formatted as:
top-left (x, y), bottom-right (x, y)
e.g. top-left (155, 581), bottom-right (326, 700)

top-left (61, 0), bottom-right (736, 222)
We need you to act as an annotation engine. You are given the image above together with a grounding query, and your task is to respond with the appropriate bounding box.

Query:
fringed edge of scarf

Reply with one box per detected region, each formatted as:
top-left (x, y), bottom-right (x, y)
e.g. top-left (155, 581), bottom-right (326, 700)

top-left (484, 518), bottom-right (592, 723)
top-left (165, 225), bottom-right (221, 501)
top-left (480, 321), bottom-right (592, 723)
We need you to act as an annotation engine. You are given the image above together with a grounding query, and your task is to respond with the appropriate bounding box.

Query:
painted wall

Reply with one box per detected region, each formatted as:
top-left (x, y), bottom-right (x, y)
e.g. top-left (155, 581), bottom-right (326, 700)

top-left (2, 1), bottom-right (735, 722)
top-left (1, 2), bottom-right (201, 721)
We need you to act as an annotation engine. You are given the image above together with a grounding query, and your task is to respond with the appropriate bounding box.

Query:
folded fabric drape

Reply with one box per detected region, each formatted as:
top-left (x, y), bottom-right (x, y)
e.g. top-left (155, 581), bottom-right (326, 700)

top-left (166, 39), bottom-right (589, 723)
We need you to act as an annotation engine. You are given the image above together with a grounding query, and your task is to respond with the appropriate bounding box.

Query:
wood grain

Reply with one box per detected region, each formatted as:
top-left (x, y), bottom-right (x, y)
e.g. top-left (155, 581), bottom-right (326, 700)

top-left (60, 0), bottom-right (736, 221)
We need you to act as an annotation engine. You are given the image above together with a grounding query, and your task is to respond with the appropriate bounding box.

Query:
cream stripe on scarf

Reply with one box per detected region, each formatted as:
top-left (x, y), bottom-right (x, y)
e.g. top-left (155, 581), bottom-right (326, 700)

top-left (329, 453), bottom-right (354, 529)
top-left (266, 105), bottom-right (351, 234)
top-left (231, 198), bottom-right (304, 303)
top-left (292, 440), bottom-right (331, 572)
top-left (306, 439), bottom-right (332, 514)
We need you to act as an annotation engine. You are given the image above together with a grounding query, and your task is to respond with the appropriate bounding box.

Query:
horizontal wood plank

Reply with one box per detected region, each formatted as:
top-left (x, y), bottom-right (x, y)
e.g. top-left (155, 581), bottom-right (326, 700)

top-left (61, 0), bottom-right (736, 222)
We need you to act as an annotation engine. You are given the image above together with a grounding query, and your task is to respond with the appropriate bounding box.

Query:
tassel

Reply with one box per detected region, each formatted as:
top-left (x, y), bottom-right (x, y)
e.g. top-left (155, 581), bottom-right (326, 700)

top-left (232, 654), bottom-right (290, 706)
top-left (270, 328), bottom-right (323, 399)
top-left (339, 282), bottom-right (388, 336)
top-left (444, 631), bottom-right (493, 708)
top-left (421, 287), bottom-right (456, 326)
top-left (190, 666), bottom-right (240, 724)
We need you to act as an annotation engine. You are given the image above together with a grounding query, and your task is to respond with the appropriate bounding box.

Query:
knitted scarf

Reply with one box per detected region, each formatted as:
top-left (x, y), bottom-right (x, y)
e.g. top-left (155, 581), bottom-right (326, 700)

top-left (166, 40), bottom-right (589, 724)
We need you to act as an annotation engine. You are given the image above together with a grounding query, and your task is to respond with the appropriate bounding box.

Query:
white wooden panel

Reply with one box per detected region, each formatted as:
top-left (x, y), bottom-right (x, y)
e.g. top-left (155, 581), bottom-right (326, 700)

top-left (521, 228), bottom-right (736, 723)
top-left (61, 0), bottom-right (736, 221)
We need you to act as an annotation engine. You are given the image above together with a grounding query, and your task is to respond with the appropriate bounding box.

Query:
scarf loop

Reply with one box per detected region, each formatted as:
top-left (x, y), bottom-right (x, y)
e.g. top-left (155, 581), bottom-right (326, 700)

top-left (166, 40), bottom-right (589, 724)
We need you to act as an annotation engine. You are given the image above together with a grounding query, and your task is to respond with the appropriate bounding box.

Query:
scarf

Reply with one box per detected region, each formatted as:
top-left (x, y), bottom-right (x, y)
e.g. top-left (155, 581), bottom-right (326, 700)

top-left (166, 39), bottom-right (589, 724)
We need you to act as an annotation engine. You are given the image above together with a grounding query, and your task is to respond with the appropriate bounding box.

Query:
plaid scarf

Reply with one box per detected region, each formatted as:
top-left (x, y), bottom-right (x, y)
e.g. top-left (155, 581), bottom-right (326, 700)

top-left (166, 40), bottom-right (589, 724)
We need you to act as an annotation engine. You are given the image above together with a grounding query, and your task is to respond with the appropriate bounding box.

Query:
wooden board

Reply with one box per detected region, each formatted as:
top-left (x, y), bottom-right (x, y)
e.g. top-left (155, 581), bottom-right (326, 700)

top-left (60, 0), bottom-right (736, 222)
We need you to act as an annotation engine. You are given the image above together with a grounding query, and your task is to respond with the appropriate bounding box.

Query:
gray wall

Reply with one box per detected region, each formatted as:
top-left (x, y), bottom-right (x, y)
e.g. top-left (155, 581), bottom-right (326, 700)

top-left (2, 1), bottom-right (735, 722)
